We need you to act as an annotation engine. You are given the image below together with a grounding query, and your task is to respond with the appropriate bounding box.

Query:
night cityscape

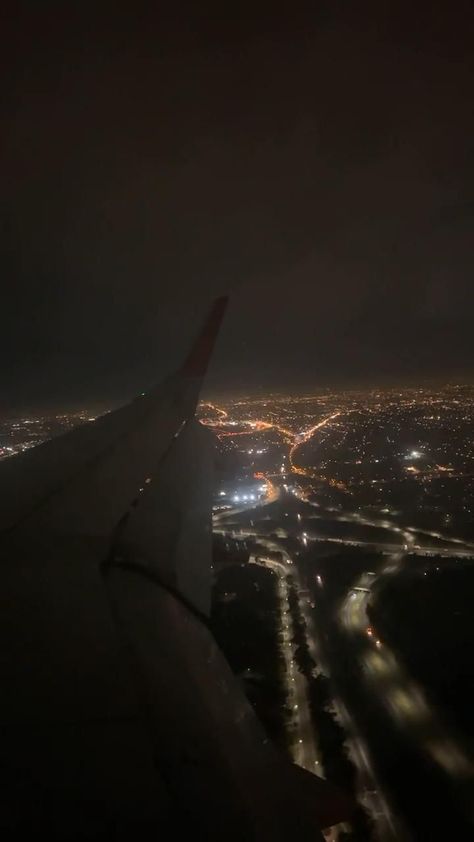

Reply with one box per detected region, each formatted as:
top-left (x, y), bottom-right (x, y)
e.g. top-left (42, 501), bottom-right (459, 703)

top-left (200, 386), bottom-right (474, 839)
top-left (2, 4), bottom-right (474, 841)
top-left (1, 384), bottom-right (473, 838)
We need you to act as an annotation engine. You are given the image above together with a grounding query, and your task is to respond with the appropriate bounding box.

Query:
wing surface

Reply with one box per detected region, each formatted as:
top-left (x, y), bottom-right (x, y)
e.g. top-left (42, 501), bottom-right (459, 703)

top-left (0, 295), bottom-right (351, 840)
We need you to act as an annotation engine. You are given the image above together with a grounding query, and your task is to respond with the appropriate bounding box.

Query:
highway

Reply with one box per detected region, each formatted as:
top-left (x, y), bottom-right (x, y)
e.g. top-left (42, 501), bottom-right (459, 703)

top-left (219, 533), bottom-right (395, 830)
top-left (215, 493), bottom-right (474, 838)
top-left (218, 523), bottom-right (396, 839)
top-left (339, 557), bottom-right (474, 780)
top-left (202, 405), bottom-right (343, 490)
top-left (289, 413), bottom-right (342, 476)
top-left (209, 400), bottom-right (474, 836)
top-left (250, 547), bottom-right (322, 776)
top-left (300, 497), bottom-right (474, 558)
top-left (306, 504), bottom-right (474, 834)
top-left (305, 533), bottom-right (474, 557)
top-left (303, 498), bottom-right (474, 780)
top-left (294, 498), bottom-right (474, 787)
top-left (297, 571), bottom-right (398, 842)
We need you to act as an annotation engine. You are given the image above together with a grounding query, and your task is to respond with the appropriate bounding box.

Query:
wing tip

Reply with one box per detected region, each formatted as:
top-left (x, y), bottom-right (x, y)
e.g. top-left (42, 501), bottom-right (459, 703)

top-left (181, 296), bottom-right (229, 377)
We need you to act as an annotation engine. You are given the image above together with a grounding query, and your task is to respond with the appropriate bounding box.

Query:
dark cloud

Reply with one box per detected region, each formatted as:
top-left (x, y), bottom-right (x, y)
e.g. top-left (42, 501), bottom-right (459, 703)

top-left (1, 2), bottom-right (473, 408)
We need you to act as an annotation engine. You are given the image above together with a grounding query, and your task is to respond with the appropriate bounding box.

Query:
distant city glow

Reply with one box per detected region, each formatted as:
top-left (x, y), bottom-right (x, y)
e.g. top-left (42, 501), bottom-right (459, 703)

top-left (204, 386), bottom-right (474, 815)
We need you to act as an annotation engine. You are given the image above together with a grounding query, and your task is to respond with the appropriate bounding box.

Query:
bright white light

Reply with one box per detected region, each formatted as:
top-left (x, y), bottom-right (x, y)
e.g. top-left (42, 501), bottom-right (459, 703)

top-left (219, 491), bottom-right (226, 496)
top-left (250, 494), bottom-right (255, 501)
top-left (233, 495), bottom-right (240, 502)
top-left (243, 495), bottom-right (248, 501)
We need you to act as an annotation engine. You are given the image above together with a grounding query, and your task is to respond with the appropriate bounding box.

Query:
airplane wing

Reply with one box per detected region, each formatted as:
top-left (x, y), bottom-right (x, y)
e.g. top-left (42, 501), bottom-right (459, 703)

top-left (0, 297), bottom-right (352, 840)
top-left (0, 295), bottom-right (228, 540)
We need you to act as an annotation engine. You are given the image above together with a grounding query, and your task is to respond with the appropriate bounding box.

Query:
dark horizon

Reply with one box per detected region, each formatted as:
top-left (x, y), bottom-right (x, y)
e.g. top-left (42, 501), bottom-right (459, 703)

top-left (2, 3), bottom-right (474, 409)
top-left (3, 377), bottom-right (474, 420)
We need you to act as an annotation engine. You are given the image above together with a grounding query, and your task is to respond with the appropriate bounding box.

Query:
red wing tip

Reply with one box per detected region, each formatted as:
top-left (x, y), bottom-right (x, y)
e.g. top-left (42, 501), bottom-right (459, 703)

top-left (182, 296), bottom-right (229, 377)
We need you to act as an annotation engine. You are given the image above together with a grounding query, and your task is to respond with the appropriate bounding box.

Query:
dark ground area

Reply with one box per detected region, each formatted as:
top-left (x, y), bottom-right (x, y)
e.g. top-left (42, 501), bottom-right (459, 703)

top-left (210, 562), bottom-right (290, 753)
top-left (369, 556), bottom-right (474, 750)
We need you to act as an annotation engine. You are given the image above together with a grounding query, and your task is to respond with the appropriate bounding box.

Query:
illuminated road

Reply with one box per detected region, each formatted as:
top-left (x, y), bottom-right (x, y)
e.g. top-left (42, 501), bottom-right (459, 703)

top-left (215, 496), bottom-right (474, 837)
top-left (298, 497), bottom-right (474, 558)
top-left (296, 571), bottom-right (398, 841)
top-left (209, 400), bottom-right (474, 834)
top-left (200, 402), bottom-right (228, 421)
top-left (201, 402), bottom-right (343, 489)
top-left (302, 498), bottom-right (474, 784)
top-left (289, 412), bottom-right (342, 477)
top-left (250, 546), bottom-right (322, 776)
top-left (339, 556), bottom-right (474, 781)
top-left (217, 499), bottom-right (474, 765)
top-left (303, 532), bottom-right (474, 557)
top-left (225, 528), bottom-right (405, 835)
top-left (308, 505), bottom-right (474, 834)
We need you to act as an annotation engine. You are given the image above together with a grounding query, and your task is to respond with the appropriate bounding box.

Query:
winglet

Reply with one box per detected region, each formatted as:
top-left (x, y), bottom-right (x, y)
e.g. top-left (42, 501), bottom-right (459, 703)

top-left (181, 296), bottom-right (228, 377)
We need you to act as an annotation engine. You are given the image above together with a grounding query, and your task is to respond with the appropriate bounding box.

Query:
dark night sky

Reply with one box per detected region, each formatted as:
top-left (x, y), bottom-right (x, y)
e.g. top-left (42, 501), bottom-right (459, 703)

top-left (2, 2), bottom-right (474, 409)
